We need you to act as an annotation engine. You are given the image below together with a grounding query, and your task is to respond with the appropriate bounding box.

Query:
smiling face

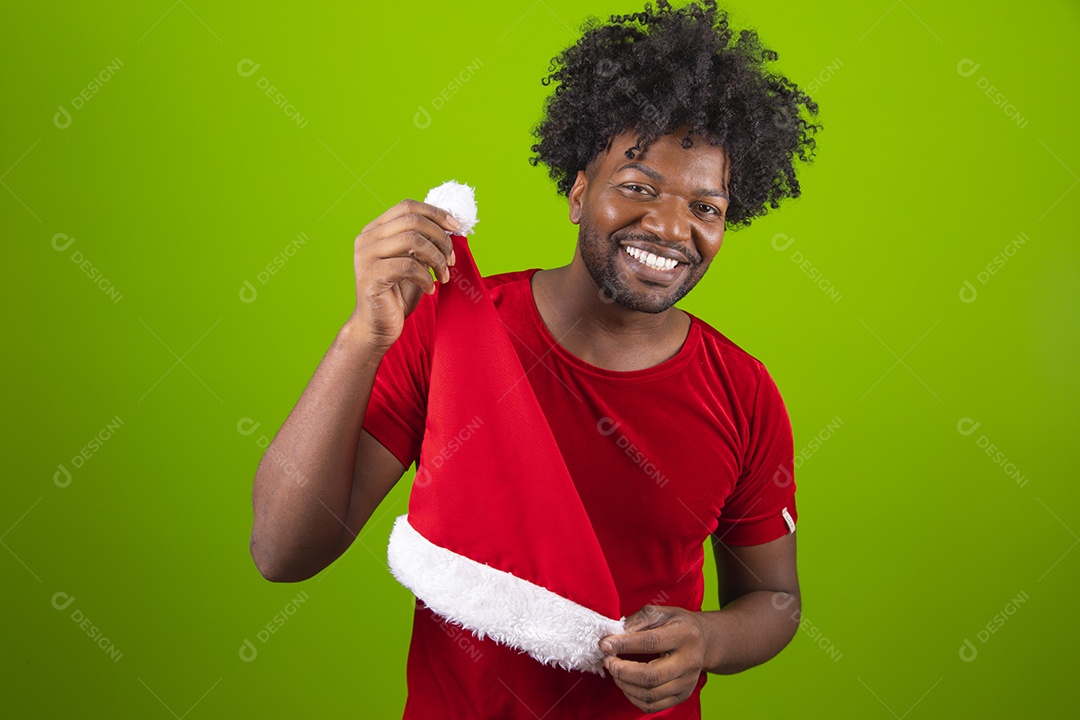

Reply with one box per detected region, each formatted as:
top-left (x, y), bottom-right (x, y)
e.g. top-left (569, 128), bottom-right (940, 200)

top-left (569, 128), bottom-right (730, 314)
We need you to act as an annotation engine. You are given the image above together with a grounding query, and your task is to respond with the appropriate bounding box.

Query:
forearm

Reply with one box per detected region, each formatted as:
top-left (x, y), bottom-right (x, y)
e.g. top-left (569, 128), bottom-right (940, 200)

top-left (250, 319), bottom-right (386, 581)
top-left (698, 590), bottom-right (800, 674)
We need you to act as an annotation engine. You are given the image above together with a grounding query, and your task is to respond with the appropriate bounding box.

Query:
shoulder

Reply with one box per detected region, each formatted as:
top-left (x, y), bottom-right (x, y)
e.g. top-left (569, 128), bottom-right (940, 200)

top-left (685, 311), bottom-right (769, 379)
top-left (481, 268), bottom-right (538, 293)
top-left (682, 310), bottom-right (789, 416)
top-left (476, 268), bottom-right (539, 309)
top-left (684, 315), bottom-right (792, 462)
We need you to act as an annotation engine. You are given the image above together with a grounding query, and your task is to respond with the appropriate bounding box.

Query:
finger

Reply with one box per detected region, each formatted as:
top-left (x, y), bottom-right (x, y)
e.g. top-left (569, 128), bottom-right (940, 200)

top-left (397, 274), bottom-right (426, 315)
top-left (366, 215), bottom-right (455, 280)
top-left (358, 221), bottom-right (452, 284)
top-left (609, 672), bottom-right (693, 714)
top-left (604, 651), bottom-right (683, 689)
top-left (600, 626), bottom-right (679, 656)
top-left (362, 199), bottom-right (461, 240)
top-left (369, 256), bottom-right (438, 296)
top-left (619, 605), bottom-right (670, 634)
top-left (361, 198), bottom-right (460, 234)
top-left (367, 229), bottom-right (453, 284)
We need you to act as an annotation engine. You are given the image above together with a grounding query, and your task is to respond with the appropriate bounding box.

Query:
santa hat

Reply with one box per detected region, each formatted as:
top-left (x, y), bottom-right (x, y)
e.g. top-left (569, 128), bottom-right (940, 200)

top-left (386, 182), bottom-right (625, 674)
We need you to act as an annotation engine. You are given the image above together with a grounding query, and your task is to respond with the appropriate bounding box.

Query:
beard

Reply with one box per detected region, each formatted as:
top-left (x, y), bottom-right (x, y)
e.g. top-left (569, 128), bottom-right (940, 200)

top-left (577, 223), bottom-right (708, 314)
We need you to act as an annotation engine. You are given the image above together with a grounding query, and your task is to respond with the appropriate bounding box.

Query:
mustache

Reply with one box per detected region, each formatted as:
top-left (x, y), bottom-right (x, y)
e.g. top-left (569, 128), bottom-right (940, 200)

top-left (613, 231), bottom-right (702, 265)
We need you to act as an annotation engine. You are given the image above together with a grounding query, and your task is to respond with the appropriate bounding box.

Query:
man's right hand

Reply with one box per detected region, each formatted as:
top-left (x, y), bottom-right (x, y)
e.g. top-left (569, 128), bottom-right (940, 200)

top-left (351, 199), bottom-right (460, 349)
top-left (251, 199), bottom-right (457, 582)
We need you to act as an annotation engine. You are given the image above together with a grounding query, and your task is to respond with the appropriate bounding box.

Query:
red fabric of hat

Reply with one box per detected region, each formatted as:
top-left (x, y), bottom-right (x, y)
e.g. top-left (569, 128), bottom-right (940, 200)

top-left (387, 232), bottom-right (625, 674)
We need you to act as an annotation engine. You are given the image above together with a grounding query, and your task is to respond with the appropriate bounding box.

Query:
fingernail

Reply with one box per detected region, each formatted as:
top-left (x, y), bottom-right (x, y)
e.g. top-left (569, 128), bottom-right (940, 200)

top-left (447, 215), bottom-right (461, 230)
top-left (600, 641), bottom-right (612, 653)
top-left (449, 249), bottom-right (457, 266)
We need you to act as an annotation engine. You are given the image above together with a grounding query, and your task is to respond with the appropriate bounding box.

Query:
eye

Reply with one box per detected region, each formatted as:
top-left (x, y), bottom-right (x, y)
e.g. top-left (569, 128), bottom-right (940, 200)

top-left (621, 183), bottom-right (653, 195)
top-left (694, 202), bottom-right (723, 218)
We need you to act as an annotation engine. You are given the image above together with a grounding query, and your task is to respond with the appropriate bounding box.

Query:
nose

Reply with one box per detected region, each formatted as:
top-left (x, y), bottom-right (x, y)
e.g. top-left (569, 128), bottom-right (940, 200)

top-left (639, 194), bottom-right (692, 247)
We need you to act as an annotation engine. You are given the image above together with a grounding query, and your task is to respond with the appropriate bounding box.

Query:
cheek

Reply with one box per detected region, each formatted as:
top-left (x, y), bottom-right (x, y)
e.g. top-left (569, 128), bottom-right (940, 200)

top-left (595, 205), bottom-right (620, 230)
top-left (701, 228), bottom-right (725, 261)
top-left (596, 192), bottom-right (638, 227)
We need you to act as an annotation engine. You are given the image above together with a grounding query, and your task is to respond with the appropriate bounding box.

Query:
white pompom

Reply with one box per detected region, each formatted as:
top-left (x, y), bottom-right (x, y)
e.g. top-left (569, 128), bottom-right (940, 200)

top-left (424, 180), bottom-right (478, 235)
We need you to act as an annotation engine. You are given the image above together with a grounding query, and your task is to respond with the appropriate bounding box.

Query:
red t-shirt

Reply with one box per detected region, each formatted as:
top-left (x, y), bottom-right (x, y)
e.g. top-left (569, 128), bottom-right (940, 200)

top-left (363, 268), bottom-right (797, 719)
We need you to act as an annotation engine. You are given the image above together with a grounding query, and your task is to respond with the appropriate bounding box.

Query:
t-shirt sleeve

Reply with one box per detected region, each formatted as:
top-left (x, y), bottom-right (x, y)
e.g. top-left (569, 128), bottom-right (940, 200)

top-left (714, 364), bottom-right (797, 546)
top-left (360, 289), bottom-right (436, 469)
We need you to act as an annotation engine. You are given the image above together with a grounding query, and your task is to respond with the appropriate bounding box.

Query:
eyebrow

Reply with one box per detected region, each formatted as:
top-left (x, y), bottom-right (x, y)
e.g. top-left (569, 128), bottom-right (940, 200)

top-left (616, 162), bottom-right (729, 200)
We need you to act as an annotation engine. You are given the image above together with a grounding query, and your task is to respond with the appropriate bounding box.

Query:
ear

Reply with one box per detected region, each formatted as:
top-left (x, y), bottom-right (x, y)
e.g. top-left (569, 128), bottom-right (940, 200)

top-left (568, 170), bottom-right (588, 225)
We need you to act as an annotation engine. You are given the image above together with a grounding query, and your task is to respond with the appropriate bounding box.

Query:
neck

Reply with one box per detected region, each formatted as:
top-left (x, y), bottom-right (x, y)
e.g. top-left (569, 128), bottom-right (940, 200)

top-left (531, 250), bottom-right (690, 372)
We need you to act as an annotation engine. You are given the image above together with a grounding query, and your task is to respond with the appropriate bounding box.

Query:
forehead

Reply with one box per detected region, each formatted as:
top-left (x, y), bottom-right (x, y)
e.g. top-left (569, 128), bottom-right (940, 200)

top-left (593, 129), bottom-right (730, 187)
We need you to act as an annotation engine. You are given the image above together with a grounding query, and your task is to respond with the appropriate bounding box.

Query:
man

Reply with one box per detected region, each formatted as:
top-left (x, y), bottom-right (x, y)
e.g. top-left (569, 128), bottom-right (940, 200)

top-left (249, 1), bottom-right (820, 717)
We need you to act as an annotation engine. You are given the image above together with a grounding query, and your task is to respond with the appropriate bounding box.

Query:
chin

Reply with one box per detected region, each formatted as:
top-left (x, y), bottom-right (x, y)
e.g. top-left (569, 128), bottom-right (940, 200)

top-left (579, 226), bottom-right (704, 313)
top-left (598, 281), bottom-right (687, 314)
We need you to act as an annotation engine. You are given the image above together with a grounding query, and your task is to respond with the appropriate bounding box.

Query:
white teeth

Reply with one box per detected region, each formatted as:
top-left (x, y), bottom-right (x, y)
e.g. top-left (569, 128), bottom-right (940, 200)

top-left (625, 246), bottom-right (678, 271)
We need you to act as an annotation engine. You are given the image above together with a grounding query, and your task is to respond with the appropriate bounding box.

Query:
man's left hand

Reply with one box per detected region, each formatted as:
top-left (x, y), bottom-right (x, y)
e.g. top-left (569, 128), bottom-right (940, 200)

top-left (599, 605), bottom-right (709, 714)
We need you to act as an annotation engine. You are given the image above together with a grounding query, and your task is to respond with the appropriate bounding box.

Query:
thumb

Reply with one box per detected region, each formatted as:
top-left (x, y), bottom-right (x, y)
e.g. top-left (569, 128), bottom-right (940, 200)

top-left (621, 604), bottom-right (671, 633)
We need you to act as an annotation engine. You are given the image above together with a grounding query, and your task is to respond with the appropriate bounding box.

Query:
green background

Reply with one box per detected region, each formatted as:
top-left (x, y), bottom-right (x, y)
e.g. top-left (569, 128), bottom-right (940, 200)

top-left (3, 1), bottom-right (1077, 717)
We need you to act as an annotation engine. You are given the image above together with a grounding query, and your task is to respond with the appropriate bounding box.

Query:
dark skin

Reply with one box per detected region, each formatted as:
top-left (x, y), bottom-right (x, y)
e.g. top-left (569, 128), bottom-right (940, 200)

top-left (533, 128), bottom-right (800, 713)
top-left (250, 128), bottom-right (799, 715)
top-left (532, 128), bottom-right (729, 370)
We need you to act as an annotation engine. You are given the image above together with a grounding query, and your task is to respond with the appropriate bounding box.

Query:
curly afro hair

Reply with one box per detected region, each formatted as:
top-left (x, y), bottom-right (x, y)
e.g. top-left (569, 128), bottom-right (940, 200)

top-left (530, 0), bottom-right (821, 228)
